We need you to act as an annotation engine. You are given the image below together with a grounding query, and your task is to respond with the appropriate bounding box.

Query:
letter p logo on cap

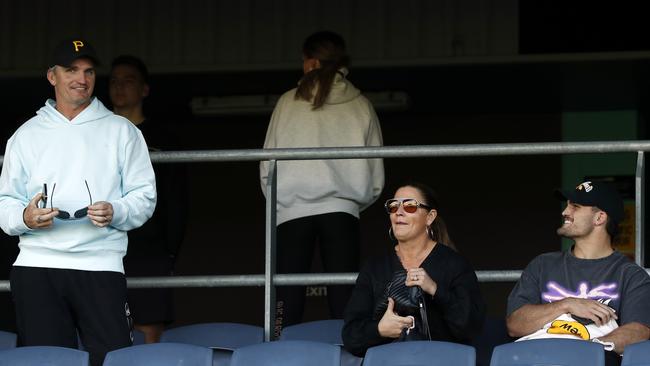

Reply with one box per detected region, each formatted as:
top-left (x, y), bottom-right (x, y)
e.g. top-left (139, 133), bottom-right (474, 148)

top-left (72, 40), bottom-right (85, 52)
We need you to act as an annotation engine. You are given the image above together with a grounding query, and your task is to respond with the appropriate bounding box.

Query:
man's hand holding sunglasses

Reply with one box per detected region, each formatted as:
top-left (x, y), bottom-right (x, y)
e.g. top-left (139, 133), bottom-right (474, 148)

top-left (24, 193), bottom-right (59, 229)
top-left (87, 201), bottom-right (114, 228)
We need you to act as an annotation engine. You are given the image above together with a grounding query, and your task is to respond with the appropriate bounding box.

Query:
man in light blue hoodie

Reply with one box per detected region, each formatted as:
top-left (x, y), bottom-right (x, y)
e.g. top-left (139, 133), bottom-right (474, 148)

top-left (0, 39), bottom-right (156, 366)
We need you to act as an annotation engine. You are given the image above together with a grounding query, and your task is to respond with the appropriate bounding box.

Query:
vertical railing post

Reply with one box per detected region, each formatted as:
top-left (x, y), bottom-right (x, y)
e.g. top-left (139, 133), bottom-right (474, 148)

top-left (635, 152), bottom-right (645, 267)
top-left (264, 160), bottom-right (278, 341)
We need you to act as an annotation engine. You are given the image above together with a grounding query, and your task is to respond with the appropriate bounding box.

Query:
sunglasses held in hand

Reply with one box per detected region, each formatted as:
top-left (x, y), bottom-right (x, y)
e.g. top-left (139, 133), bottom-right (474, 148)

top-left (384, 198), bottom-right (432, 214)
top-left (46, 180), bottom-right (93, 220)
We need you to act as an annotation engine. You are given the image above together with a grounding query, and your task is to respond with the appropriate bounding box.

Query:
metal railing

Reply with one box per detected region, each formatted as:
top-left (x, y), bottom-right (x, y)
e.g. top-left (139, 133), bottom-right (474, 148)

top-left (1, 141), bottom-right (649, 340)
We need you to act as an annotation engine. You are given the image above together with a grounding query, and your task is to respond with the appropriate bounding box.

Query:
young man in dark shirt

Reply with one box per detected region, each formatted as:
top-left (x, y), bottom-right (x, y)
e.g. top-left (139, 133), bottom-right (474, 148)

top-left (109, 55), bottom-right (188, 343)
top-left (507, 181), bottom-right (650, 365)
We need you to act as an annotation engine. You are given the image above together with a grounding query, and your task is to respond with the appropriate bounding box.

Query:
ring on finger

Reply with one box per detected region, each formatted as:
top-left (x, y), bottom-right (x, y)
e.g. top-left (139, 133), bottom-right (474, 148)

top-left (36, 216), bottom-right (42, 223)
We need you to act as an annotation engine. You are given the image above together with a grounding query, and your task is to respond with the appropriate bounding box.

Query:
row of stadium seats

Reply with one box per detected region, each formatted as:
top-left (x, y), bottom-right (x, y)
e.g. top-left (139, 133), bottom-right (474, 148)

top-left (1, 338), bottom-right (650, 366)
top-left (2, 322), bottom-right (650, 365)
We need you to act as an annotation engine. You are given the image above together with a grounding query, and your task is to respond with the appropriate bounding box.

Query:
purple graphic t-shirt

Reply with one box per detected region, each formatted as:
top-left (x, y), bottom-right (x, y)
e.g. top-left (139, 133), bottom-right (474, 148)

top-left (507, 249), bottom-right (650, 327)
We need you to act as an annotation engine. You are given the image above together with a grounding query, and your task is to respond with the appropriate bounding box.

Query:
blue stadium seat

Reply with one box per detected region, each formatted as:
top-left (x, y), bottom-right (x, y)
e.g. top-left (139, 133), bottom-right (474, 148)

top-left (0, 345), bottom-right (89, 366)
top-left (279, 319), bottom-right (362, 366)
top-left (103, 342), bottom-right (212, 366)
top-left (280, 319), bottom-right (344, 345)
top-left (622, 340), bottom-right (650, 366)
top-left (161, 322), bottom-right (263, 349)
top-left (490, 339), bottom-right (605, 366)
top-left (363, 340), bottom-right (476, 366)
top-left (0, 330), bottom-right (17, 350)
top-left (230, 340), bottom-right (340, 366)
top-left (160, 322), bottom-right (263, 366)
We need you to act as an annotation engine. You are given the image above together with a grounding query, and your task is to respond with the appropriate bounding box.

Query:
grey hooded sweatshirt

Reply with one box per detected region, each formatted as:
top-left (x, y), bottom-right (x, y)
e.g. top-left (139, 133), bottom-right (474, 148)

top-left (260, 69), bottom-right (384, 225)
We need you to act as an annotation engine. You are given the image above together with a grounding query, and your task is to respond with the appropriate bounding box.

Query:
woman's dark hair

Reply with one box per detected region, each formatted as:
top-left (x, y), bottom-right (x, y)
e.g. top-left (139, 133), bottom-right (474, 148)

top-left (295, 31), bottom-right (350, 110)
top-left (401, 181), bottom-right (456, 250)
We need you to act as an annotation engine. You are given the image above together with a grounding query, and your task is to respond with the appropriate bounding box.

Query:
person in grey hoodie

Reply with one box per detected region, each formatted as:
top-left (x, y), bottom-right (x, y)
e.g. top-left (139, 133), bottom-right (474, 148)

top-left (260, 31), bottom-right (384, 335)
top-left (0, 39), bottom-right (156, 366)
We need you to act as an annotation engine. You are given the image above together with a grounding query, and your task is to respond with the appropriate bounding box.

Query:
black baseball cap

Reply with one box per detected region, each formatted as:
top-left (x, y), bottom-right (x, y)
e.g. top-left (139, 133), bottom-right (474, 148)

top-left (51, 39), bottom-right (100, 67)
top-left (555, 181), bottom-right (624, 224)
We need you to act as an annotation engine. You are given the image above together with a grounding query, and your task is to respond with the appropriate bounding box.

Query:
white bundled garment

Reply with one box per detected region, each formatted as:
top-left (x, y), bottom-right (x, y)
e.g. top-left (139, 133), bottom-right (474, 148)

top-left (516, 313), bottom-right (618, 351)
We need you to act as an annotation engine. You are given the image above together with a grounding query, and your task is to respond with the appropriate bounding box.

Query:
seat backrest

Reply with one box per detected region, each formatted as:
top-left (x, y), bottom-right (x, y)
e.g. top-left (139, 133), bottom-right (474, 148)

top-left (622, 340), bottom-right (650, 366)
top-left (0, 345), bottom-right (89, 366)
top-left (0, 330), bottom-right (17, 350)
top-left (363, 340), bottom-right (475, 366)
top-left (279, 320), bottom-right (362, 366)
top-left (230, 340), bottom-right (340, 366)
top-left (490, 339), bottom-right (605, 366)
top-left (160, 322), bottom-right (263, 350)
top-left (103, 343), bottom-right (212, 366)
top-left (279, 319), bottom-right (344, 345)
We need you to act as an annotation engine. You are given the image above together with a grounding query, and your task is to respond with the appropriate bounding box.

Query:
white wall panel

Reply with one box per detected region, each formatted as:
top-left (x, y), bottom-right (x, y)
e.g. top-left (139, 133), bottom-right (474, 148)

top-left (0, 0), bottom-right (518, 76)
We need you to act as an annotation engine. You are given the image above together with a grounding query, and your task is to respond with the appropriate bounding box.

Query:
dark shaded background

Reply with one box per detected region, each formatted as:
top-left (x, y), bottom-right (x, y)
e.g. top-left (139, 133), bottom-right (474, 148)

top-left (1, 2), bottom-right (650, 331)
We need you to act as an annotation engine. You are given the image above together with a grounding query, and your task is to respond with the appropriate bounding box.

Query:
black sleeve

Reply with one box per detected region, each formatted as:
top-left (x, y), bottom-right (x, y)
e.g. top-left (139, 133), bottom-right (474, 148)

top-left (429, 257), bottom-right (486, 342)
top-left (342, 263), bottom-right (392, 357)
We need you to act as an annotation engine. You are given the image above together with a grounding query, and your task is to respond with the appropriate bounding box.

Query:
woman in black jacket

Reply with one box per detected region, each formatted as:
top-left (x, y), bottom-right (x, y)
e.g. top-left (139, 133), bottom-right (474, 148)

top-left (342, 182), bottom-right (485, 356)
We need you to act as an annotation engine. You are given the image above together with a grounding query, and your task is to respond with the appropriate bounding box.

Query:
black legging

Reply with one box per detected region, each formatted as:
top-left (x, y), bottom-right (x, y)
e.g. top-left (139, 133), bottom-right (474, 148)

top-left (275, 212), bottom-right (360, 335)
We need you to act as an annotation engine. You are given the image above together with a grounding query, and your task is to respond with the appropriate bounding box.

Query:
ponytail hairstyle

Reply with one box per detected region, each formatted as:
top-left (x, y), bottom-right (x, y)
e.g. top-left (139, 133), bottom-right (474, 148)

top-left (295, 31), bottom-right (350, 110)
top-left (402, 181), bottom-right (456, 250)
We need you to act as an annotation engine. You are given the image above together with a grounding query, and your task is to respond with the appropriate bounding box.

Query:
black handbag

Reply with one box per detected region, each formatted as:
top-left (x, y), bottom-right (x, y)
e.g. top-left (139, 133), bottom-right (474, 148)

top-left (374, 270), bottom-right (431, 341)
